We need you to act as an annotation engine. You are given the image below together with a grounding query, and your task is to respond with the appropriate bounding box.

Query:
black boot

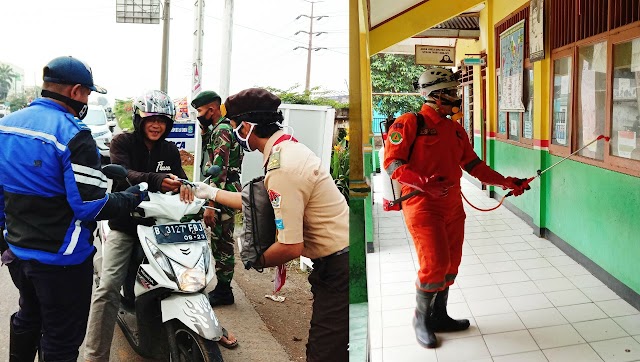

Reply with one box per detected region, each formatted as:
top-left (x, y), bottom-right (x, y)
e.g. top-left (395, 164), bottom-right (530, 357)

top-left (9, 313), bottom-right (41, 362)
top-left (431, 287), bottom-right (470, 332)
top-left (413, 290), bottom-right (438, 348)
top-left (208, 282), bottom-right (234, 306)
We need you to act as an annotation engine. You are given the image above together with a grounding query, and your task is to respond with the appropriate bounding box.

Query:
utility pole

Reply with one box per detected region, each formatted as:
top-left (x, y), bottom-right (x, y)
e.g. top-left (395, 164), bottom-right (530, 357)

top-left (160, 0), bottom-right (171, 92)
top-left (191, 0), bottom-right (205, 181)
top-left (219, 0), bottom-right (234, 100)
top-left (294, 0), bottom-right (327, 92)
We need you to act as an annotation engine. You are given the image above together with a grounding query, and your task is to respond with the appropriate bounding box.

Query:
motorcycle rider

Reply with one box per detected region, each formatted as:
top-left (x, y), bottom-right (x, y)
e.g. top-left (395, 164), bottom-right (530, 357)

top-left (383, 68), bottom-right (529, 348)
top-left (84, 90), bottom-right (237, 360)
top-left (0, 55), bottom-right (145, 362)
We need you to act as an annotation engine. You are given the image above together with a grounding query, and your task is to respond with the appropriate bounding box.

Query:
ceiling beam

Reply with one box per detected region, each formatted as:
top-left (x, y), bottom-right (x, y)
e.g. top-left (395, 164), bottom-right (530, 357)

top-left (369, 0), bottom-right (483, 55)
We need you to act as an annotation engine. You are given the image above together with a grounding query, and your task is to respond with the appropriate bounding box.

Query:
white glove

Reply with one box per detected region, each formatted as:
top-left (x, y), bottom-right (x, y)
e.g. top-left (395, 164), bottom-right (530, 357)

top-left (193, 182), bottom-right (220, 201)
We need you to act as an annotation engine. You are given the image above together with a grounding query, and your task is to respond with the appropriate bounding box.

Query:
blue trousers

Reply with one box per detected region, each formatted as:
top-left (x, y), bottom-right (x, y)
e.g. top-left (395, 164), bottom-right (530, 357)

top-left (7, 254), bottom-right (93, 362)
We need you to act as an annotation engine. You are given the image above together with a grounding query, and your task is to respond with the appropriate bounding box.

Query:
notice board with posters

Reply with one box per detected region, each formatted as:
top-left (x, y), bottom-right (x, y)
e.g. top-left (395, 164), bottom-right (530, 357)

top-left (499, 20), bottom-right (526, 112)
top-left (175, 97), bottom-right (190, 121)
top-left (415, 45), bottom-right (456, 66)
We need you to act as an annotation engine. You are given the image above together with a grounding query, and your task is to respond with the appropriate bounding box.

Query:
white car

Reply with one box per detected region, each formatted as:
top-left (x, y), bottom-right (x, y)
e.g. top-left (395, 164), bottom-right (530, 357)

top-left (0, 105), bottom-right (10, 118)
top-left (83, 105), bottom-right (113, 164)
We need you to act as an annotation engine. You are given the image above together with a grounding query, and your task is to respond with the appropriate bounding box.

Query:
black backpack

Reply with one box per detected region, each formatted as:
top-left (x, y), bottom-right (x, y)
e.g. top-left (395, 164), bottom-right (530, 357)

top-left (239, 176), bottom-right (276, 271)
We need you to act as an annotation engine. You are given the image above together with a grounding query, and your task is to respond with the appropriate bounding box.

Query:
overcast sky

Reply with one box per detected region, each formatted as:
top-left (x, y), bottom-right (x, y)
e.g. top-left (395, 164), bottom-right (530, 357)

top-left (0, 0), bottom-right (348, 105)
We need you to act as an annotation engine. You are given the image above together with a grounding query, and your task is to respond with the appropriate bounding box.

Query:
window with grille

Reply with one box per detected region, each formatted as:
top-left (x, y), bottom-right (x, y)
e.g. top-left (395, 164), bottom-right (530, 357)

top-left (460, 66), bottom-right (474, 146)
top-left (549, 0), bottom-right (640, 175)
top-left (552, 0), bottom-right (640, 51)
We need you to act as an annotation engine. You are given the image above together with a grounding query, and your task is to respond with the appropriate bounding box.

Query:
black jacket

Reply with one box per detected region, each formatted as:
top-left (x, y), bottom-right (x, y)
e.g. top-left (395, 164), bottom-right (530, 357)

top-left (108, 125), bottom-right (187, 235)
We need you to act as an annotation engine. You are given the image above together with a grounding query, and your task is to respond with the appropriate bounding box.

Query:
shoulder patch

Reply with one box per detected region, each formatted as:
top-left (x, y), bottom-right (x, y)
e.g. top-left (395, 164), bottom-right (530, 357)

top-left (267, 150), bottom-right (281, 171)
top-left (268, 189), bottom-right (281, 208)
top-left (391, 123), bottom-right (404, 129)
top-left (389, 131), bottom-right (403, 145)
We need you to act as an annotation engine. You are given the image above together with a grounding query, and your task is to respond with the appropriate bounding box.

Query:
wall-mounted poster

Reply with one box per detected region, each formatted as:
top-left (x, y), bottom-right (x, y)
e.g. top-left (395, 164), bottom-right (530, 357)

top-left (415, 45), bottom-right (456, 66)
top-left (530, 0), bottom-right (544, 62)
top-left (500, 20), bottom-right (526, 112)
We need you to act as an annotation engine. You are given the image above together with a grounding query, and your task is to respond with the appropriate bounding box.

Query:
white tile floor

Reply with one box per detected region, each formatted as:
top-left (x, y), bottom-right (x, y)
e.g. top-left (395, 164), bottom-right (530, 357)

top-left (368, 175), bottom-right (640, 362)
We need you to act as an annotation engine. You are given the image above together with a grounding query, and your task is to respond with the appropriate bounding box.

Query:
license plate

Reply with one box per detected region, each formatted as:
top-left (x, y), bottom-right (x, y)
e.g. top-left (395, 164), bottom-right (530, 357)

top-left (153, 223), bottom-right (207, 244)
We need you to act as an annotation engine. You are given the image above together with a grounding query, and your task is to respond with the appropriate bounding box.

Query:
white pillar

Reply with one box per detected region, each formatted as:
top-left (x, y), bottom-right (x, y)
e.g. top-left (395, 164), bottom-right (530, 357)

top-left (219, 0), bottom-right (234, 100)
top-left (191, 0), bottom-right (205, 181)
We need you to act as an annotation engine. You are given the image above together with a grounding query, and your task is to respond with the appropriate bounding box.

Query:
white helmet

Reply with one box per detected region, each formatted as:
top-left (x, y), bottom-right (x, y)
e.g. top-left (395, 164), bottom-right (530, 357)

top-left (414, 68), bottom-right (460, 99)
top-left (133, 90), bottom-right (175, 120)
top-left (132, 90), bottom-right (175, 136)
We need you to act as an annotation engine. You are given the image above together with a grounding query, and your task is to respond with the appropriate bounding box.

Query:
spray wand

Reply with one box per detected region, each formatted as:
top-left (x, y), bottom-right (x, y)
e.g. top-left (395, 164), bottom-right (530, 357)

top-left (392, 135), bottom-right (611, 212)
top-left (464, 134), bottom-right (611, 211)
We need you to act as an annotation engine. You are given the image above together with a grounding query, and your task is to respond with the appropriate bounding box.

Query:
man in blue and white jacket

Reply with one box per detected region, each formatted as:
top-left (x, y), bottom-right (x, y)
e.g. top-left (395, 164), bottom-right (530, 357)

top-left (0, 56), bottom-right (144, 362)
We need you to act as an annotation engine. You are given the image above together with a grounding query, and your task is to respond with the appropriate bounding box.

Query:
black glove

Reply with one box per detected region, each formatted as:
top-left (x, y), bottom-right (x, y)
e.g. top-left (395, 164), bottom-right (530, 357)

top-left (125, 184), bottom-right (149, 206)
top-left (504, 177), bottom-right (531, 197)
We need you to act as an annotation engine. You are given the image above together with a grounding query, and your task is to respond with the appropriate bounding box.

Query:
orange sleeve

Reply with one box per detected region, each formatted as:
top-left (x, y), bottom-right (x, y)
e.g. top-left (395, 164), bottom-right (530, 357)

top-left (383, 113), bottom-right (419, 180)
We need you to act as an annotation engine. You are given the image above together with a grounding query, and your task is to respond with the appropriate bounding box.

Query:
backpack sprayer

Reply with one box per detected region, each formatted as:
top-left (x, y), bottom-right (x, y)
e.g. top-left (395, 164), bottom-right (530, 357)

top-left (384, 134), bottom-right (611, 212)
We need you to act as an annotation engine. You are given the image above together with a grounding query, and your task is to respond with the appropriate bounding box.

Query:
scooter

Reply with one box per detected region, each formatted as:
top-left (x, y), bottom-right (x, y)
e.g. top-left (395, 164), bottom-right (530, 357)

top-left (96, 164), bottom-right (224, 361)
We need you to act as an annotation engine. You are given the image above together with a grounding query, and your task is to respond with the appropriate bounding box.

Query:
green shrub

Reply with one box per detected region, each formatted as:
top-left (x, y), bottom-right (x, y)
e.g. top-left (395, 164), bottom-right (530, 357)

top-left (114, 99), bottom-right (133, 131)
top-left (330, 135), bottom-right (349, 203)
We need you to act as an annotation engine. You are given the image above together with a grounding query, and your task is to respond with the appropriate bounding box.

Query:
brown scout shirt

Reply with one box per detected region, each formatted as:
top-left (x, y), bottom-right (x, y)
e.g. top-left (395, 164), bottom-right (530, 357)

top-left (262, 131), bottom-right (349, 259)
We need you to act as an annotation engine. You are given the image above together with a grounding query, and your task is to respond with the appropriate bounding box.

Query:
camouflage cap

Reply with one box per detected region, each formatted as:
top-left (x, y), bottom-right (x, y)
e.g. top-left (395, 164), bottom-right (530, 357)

top-left (191, 90), bottom-right (222, 109)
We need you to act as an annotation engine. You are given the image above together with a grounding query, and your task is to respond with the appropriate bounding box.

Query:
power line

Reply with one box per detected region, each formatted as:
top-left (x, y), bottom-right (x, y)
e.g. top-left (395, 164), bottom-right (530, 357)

top-left (294, 0), bottom-right (329, 91)
top-left (170, 3), bottom-right (346, 55)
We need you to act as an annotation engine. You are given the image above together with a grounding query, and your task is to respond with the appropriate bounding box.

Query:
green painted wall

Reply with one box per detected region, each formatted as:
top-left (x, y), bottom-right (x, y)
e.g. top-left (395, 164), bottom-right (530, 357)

top-left (372, 151), bottom-right (380, 173)
top-left (474, 135), bottom-right (482, 159)
top-left (364, 151), bottom-right (375, 246)
top-left (488, 140), bottom-right (640, 294)
top-left (365, 194), bottom-right (374, 244)
top-left (491, 141), bottom-right (544, 227)
top-left (349, 198), bottom-right (368, 304)
top-left (544, 156), bottom-right (640, 294)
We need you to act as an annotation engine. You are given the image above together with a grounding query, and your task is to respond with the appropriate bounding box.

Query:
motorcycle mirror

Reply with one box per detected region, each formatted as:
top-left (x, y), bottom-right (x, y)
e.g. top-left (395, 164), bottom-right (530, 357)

top-left (205, 165), bottom-right (221, 177)
top-left (102, 164), bottom-right (128, 180)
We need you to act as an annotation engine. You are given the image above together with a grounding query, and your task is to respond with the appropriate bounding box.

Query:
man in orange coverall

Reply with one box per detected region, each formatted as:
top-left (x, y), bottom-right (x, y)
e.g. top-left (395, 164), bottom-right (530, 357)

top-left (383, 67), bottom-right (529, 349)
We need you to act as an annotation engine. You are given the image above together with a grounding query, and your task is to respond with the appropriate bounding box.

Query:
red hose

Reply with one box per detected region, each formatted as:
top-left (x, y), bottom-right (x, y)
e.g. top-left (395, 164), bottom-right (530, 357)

top-left (461, 176), bottom-right (535, 212)
top-left (461, 191), bottom-right (508, 212)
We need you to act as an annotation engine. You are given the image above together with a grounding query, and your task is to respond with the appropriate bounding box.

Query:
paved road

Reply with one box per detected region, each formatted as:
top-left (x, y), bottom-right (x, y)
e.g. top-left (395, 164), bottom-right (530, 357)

top-left (0, 258), bottom-right (291, 361)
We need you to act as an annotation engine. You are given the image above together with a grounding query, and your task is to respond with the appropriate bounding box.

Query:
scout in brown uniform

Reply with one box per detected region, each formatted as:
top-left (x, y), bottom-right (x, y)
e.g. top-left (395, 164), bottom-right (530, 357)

top-left (193, 88), bottom-right (349, 362)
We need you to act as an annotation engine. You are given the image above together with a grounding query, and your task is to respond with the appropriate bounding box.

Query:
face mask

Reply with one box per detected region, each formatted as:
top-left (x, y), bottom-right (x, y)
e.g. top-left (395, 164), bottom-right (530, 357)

top-left (41, 89), bottom-right (88, 120)
top-left (233, 122), bottom-right (256, 152)
top-left (197, 110), bottom-right (212, 129)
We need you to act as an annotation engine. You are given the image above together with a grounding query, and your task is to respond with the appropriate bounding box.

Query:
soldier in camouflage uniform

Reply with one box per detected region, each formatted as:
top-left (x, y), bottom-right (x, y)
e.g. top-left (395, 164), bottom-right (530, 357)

top-left (192, 91), bottom-right (243, 306)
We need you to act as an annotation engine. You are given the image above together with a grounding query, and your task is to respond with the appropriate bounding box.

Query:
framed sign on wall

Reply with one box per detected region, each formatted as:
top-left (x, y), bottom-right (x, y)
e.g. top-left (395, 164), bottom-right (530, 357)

top-left (415, 45), bottom-right (456, 66)
top-left (530, 0), bottom-right (544, 62)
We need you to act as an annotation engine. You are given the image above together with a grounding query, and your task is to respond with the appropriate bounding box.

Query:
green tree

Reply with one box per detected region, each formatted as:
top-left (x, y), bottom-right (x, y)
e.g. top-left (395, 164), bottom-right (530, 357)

top-left (261, 85), bottom-right (348, 109)
top-left (0, 64), bottom-right (18, 101)
top-left (7, 92), bottom-right (28, 112)
top-left (370, 54), bottom-right (426, 118)
top-left (114, 98), bottom-right (133, 131)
